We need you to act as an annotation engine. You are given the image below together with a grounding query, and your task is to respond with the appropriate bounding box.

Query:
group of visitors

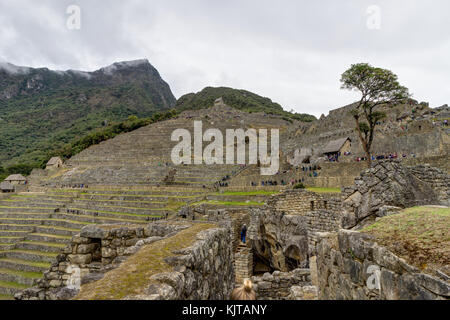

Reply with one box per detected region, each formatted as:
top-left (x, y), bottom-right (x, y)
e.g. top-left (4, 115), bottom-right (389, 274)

top-left (432, 119), bottom-right (448, 127)
top-left (301, 165), bottom-right (321, 172)
top-left (61, 184), bottom-right (89, 189)
top-left (356, 152), bottom-right (417, 162)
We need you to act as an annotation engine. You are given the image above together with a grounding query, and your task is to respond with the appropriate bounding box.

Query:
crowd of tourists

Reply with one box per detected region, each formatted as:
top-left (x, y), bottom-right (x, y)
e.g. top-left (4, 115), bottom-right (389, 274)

top-left (61, 184), bottom-right (89, 189)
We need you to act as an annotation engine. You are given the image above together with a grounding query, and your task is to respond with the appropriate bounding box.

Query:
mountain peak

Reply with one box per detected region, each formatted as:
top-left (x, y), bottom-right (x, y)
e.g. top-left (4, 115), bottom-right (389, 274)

top-left (0, 62), bottom-right (32, 75)
top-left (100, 59), bottom-right (151, 75)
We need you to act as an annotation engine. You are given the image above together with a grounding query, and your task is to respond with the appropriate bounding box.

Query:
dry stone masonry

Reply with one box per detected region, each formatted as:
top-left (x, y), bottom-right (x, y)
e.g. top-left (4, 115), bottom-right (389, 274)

top-left (341, 160), bottom-right (450, 228)
top-left (130, 226), bottom-right (235, 300)
top-left (316, 230), bottom-right (450, 300)
top-left (16, 222), bottom-right (190, 300)
top-left (251, 269), bottom-right (313, 300)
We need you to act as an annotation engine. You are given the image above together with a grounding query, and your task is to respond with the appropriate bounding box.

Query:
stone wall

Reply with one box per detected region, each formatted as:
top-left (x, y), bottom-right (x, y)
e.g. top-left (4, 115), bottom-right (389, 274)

top-left (315, 230), bottom-right (450, 300)
top-left (267, 189), bottom-right (341, 216)
top-left (251, 269), bottom-right (314, 300)
top-left (249, 207), bottom-right (309, 272)
top-left (341, 160), bottom-right (449, 229)
top-left (234, 246), bottom-right (253, 285)
top-left (16, 222), bottom-right (189, 300)
top-left (248, 189), bottom-right (344, 272)
top-left (306, 209), bottom-right (341, 254)
top-left (133, 226), bottom-right (235, 300)
top-left (408, 164), bottom-right (450, 206)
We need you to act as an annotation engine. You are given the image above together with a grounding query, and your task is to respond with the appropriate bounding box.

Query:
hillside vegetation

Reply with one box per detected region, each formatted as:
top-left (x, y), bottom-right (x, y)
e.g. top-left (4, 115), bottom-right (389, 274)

top-left (0, 60), bottom-right (176, 168)
top-left (176, 87), bottom-right (316, 122)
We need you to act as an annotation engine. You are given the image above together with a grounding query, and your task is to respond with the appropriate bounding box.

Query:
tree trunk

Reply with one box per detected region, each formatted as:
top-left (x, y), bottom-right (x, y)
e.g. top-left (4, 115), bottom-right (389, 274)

top-left (353, 117), bottom-right (372, 168)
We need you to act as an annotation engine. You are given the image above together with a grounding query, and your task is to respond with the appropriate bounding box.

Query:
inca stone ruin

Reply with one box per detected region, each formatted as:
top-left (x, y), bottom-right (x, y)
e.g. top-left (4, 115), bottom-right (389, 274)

top-left (0, 99), bottom-right (449, 301)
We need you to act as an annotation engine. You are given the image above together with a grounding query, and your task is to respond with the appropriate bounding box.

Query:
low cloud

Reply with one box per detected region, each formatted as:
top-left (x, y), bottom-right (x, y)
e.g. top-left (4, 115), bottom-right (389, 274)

top-left (0, 0), bottom-right (448, 117)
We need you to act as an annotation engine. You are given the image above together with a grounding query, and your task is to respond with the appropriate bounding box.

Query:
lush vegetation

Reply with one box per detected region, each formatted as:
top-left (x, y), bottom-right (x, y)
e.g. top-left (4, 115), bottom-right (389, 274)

top-left (0, 61), bottom-right (176, 177)
top-left (0, 110), bottom-right (179, 181)
top-left (176, 87), bottom-right (316, 122)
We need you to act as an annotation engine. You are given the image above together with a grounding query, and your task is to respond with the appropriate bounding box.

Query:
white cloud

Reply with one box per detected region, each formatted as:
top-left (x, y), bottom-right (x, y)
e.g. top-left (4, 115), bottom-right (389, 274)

top-left (0, 0), bottom-right (448, 117)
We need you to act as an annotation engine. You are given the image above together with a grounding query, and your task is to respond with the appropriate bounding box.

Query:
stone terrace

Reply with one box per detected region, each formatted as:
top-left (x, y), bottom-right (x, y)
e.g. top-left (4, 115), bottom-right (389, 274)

top-left (0, 186), bottom-right (206, 299)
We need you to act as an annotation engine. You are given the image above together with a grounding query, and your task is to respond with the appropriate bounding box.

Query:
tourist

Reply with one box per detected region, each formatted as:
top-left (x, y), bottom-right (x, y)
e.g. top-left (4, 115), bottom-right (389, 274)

top-left (240, 224), bottom-right (247, 244)
top-left (230, 279), bottom-right (256, 300)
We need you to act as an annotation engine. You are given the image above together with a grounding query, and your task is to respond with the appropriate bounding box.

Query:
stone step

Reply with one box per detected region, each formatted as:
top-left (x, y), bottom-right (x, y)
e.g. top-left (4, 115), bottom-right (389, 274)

top-left (0, 268), bottom-right (42, 286)
top-left (26, 233), bottom-right (72, 244)
top-left (0, 236), bottom-right (24, 244)
top-left (0, 200), bottom-right (69, 207)
top-left (65, 204), bottom-right (168, 215)
top-left (0, 206), bottom-right (56, 214)
top-left (77, 194), bottom-right (195, 202)
top-left (0, 250), bottom-right (58, 263)
top-left (15, 241), bottom-right (65, 253)
top-left (0, 218), bottom-right (86, 230)
top-left (52, 212), bottom-right (152, 224)
top-left (0, 280), bottom-right (29, 295)
top-left (0, 244), bottom-right (15, 251)
top-left (34, 226), bottom-right (79, 237)
top-left (0, 212), bottom-right (52, 219)
top-left (0, 230), bottom-right (30, 237)
top-left (0, 258), bottom-right (51, 273)
top-left (40, 219), bottom-right (90, 230)
top-left (0, 224), bottom-right (35, 231)
top-left (72, 199), bottom-right (167, 208)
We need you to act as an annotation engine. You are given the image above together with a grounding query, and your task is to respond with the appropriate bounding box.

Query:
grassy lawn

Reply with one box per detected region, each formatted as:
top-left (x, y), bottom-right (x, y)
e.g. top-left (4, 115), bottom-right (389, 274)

top-left (192, 200), bottom-right (265, 207)
top-left (306, 187), bottom-right (341, 194)
top-left (75, 223), bottom-right (215, 300)
top-left (214, 191), bottom-right (280, 196)
top-left (363, 206), bottom-right (450, 271)
top-left (0, 268), bottom-right (43, 279)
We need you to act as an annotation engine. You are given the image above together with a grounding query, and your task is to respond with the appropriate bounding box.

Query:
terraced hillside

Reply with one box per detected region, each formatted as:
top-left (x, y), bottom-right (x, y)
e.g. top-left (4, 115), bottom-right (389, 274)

top-left (0, 186), bottom-right (206, 299)
top-left (31, 103), bottom-right (297, 187)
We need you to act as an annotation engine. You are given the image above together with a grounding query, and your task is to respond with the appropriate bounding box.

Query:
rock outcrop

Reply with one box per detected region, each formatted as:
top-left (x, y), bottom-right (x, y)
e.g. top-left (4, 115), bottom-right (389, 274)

top-left (316, 230), bottom-right (450, 300)
top-left (341, 160), bottom-right (449, 228)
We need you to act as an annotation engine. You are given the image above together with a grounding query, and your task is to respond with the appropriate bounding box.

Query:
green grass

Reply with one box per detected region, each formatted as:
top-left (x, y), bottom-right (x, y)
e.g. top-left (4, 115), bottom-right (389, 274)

top-left (363, 206), bottom-right (450, 270)
top-left (306, 187), bottom-right (341, 194)
top-left (0, 280), bottom-right (28, 290)
top-left (0, 294), bottom-right (14, 300)
top-left (68, 208), bottom-right (164, 218)
top-left (30, 233), bottom-right (72, 239)
top-left (0, 258), bottom-right (51, 268)
top-left (192, 200), bottom-right (265, 206)
top-left (214, 191), bottom-right (279, 196)
top-left (77, 192), bottom-right (200, 199)
top-left (0, 249), bottom-right (59, 258)
top-left (0, 268), bottom-right (43, 279)
top-left (20, 241), bottom-right (66, 248)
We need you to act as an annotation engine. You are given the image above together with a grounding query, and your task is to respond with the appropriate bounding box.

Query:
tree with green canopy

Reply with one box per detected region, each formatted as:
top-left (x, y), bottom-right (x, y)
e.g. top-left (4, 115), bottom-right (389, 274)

top-left (340, 63), bottom-right (410, 166)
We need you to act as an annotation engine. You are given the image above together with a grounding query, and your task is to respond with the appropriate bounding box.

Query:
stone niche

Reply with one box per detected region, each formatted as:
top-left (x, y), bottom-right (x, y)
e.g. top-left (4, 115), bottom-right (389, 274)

top-left (16, 222), bottom-right (189, 300)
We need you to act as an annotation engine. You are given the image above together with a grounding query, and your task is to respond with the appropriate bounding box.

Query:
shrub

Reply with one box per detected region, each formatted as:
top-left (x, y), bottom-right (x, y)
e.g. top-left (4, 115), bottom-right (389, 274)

top-left (293, 182), bottom-right (305, 189)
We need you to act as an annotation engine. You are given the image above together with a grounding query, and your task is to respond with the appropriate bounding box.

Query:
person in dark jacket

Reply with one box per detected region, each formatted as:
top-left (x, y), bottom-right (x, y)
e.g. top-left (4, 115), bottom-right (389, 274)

top-left (241, 224), bottom-right (247, 244)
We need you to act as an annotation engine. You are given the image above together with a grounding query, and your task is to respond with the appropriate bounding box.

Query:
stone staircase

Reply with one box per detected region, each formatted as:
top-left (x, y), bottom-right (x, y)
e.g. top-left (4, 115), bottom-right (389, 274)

top-left (0, 186), bottom-right (207, 299)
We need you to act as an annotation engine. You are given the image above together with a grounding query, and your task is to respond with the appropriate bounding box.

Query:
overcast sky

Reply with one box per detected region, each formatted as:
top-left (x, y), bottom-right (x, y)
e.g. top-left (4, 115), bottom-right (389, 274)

top-left (0, 0), bottom-right (449, 117)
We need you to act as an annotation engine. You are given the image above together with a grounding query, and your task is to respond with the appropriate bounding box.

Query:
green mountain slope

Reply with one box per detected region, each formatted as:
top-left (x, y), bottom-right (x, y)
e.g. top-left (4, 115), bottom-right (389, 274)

top-left (176, 86), bottom-right (316, 122)
top-left (0, 59), bottom-right (176, 167)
